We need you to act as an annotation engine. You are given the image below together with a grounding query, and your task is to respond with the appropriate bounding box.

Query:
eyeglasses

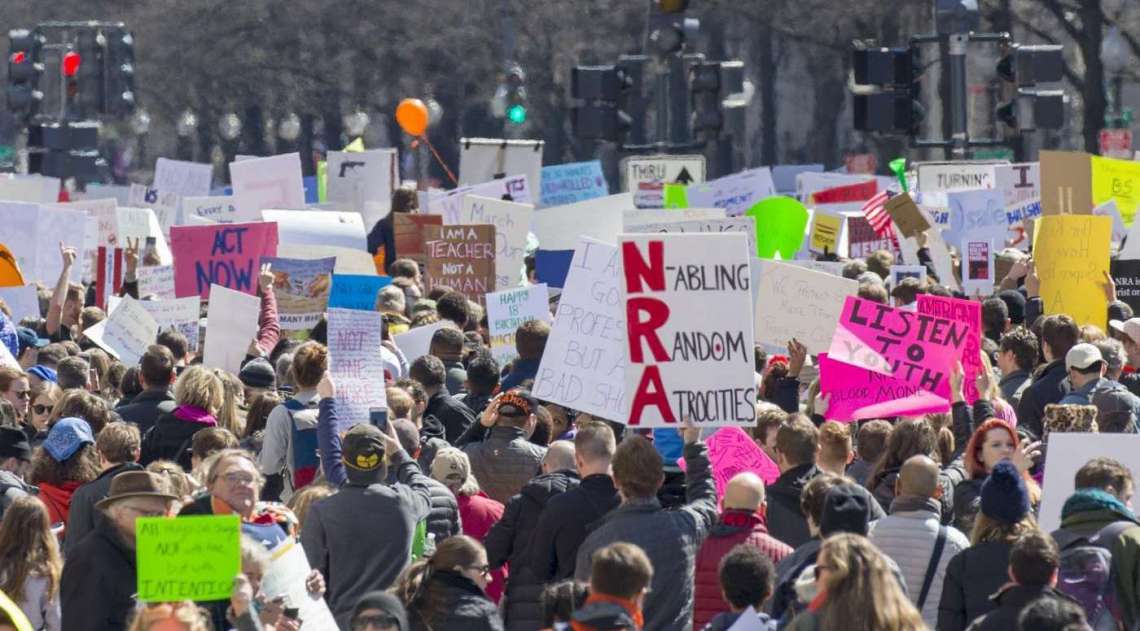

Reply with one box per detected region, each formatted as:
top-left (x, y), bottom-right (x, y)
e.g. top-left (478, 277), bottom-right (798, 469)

top-left (351, 615), bottom-right (400, 631)
top-left (220, 472), bottom-right (258, 486)
top-left (466, 564), bottom-right (491, 577)
top-left (33, 404), bottom-right (51, 415)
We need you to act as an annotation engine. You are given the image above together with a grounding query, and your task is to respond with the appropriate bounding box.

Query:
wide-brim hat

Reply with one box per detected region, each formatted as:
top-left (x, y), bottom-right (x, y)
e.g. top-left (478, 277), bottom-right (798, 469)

top-left (95, 471), bottom-right (179, 510)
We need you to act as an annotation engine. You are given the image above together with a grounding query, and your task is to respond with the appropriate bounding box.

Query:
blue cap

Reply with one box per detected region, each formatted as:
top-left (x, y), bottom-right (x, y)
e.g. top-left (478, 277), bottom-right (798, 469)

top-left (43, 417), bottom-right (95, 462)
top-left (27, 365), bottom-right (57, 384)
top-left (16, 327), bottom-right (47, 354)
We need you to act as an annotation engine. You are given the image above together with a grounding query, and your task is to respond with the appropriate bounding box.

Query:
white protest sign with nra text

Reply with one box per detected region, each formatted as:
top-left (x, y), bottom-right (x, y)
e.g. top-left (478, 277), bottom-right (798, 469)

top-left (619, 232), bottom-right (756, 427)
top-left (622, 155), bottom-right (706, 208)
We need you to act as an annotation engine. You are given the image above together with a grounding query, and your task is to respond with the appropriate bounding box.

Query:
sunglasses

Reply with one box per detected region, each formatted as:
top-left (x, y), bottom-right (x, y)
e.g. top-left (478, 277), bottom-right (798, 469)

top-left (33, 404), bottom-right (51, 415)
top-left (467, 564), bottom-right (491, 577)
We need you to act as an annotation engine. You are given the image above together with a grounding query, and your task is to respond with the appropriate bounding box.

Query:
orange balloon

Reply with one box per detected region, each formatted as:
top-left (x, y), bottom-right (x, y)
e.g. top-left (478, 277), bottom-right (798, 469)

top-left (396, 98), bottom-right (429, 137)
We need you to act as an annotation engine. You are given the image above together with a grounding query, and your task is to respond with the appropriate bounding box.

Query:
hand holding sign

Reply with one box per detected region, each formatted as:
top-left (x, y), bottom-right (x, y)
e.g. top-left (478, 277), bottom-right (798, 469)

top-left (259, 262), bottom-right (274, 294)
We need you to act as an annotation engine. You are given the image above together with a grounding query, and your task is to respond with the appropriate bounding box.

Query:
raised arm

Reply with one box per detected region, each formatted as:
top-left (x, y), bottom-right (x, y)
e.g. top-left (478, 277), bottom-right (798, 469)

top-left (45, 242), bottom-right (77, 336)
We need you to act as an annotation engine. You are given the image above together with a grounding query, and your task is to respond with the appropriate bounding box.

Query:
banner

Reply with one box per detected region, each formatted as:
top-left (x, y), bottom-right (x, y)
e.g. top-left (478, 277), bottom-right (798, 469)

top-left (262, 256), bottom-right (335, 332)
top-left (140, 297), bottom-right (201, 351)
top-left (423, 224), bottom-right (496, 304)
top-left (136, 515), bottom-right (240, 602)
top-left (460, 195), bottom-right (533, 290)
top-left (328, 307), bottom-right (387, 428)
top-left (485, 284), bottom-right (551, 364)
top-left (1033, 215), bottom-right (1112, 329)
top-left (684, 168), bottom-right (776, 217)
top-left (916, 295), bottom-right (981, 403)
top-left (229, 153), bottom-right (306, 221)
top-left (627, 216), bottom-right (757, 257)
top-left (620, 233), bottom-right (756, 427)
top-left (327, 274), bottom-right (392, 311)
top-left (540, 160), bottom-right (607, 207)
top-left (533, 238), bottom-right (626, 422)
top-left (170, 222), bottom-right (279, 298)
top-left (752, 260), bottom-right (857, 353)
top-left (203, 285), bottom-right (261, 374)
top-left (818, 353), bottom-right (951, 422)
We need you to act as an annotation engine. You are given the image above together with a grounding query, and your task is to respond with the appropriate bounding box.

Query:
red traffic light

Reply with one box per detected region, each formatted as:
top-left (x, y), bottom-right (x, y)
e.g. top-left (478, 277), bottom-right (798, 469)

top-left (62, 51), bottom-right (81, 77)
top-left (10, 51), bottom-right (27, 64)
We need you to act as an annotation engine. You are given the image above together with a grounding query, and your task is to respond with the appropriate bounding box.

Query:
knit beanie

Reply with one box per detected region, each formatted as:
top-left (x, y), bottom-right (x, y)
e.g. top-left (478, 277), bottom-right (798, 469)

top-left (351, 591), bottom-right (408, 631)
top-left (819, 485), bottom-right (871, 536)
top-left (980, 460), bottom-right (1030, 524)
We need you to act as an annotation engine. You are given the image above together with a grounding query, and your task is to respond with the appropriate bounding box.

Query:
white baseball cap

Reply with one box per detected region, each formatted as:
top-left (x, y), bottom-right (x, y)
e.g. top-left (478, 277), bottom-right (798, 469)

top-left (1065, 343), bottom-right (1104, 371)
top-left (1109, 318), bottom-right (1140, 345)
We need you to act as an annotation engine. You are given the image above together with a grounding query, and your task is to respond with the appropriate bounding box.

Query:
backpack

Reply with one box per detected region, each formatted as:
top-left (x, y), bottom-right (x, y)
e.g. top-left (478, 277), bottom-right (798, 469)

top-left (1053, 520), bottom-right (1136, 631)
top-left (283, 398), bottom-right (320, 490)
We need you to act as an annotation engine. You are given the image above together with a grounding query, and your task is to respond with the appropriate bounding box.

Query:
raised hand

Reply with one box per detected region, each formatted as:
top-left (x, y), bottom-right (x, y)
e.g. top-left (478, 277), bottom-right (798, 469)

top-left (258, 262), bottom-right (274, 294)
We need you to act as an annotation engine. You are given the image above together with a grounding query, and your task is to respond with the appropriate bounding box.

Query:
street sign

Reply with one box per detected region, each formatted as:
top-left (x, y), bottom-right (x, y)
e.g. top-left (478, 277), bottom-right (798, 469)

top-left (915, 160), bottom-right (1007, 193)
top-left (622, 154), bottom-right (706, 208)
top-left (1099, 128), bottom-right (1133, 159)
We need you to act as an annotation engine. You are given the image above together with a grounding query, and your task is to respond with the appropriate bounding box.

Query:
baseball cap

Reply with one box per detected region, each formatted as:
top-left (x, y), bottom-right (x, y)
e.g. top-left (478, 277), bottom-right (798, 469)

top-left (342, 424), bottom-right (386, 472)
top-left (27, 365), bottom-right (57, 384)
top-left (1109, 318), bottom-right (1140, 345)
top-left (497, 390), bottom-right (537, 417)
top-left (16, 327), bottom-right (47, 355)
top-left (0, 426), bottom-right (31, 461)
top-left (431, 447), bottom-right (474, 488)
top-left (43, 417), bottom-right (95, 462)
top-left (1066, 343), bottom-right (1104, 371)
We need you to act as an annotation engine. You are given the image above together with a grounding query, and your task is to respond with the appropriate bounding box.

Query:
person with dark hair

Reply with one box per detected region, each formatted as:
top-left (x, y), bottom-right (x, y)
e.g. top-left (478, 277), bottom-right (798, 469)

top-left (55, 356), bottom-right (89, 392)
top-left (1016, 596), bottom-right (1090, 631)
top-left (0, 427), bottom-right (35, 522)
top-left (966, 530), bottom-right (1074, 630)
top-left (849, 420), bottom-right (891, 487)
top-left (436, 291), bottom-right (471, 330)
top-left (866, 418), bottom-right (957, 525)
top-left (393, 535), bottom-right (504, 631)
top-left (459, 353), bottom-right (499, 416)
top-left (1018, 313), bottom-right (1080, 439)
top-left (29, 418), bottom-right (99, 528)
top-left (410, 355), bottom-right (475, 444)
top-left (430, 327), bottom-right (468, 396)
top-left (572, 542), bottom-right (654, 631)
top-left (500, 320), bottom-right (550, 392)
top-left (64, 422), bottom-right (143, 555)
top-left (367, 187), bottom-right (420, 272)
top-left (460, 392), bottom-right (547, 504)
top-left (998, 327), bottom-right (1039, 408)
top-left (114, 345), bottom-right (176, 435)
top-left (540, 580), bottom-right (587, 630)
top-left (702, 545), bottom-right (778, 631)
top-left (155, 328), bottom-right (189, 364)
top-left (982, 297), bottom-right (1011, 343)
top-left (391, 418), bottom-right (461, 544)
top-left (766, 416), bottom-right (821, 549)
top-left (349, 591), bottom-right (409, 631)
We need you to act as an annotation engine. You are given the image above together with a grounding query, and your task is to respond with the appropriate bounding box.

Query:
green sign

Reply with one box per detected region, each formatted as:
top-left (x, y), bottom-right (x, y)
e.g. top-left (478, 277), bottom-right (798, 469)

top-left (663, 183), bottom-right (688, 208)
top-left (136, 515), bottom-right (241, 602)
top-left (746, 196), bottom-right (809, 260)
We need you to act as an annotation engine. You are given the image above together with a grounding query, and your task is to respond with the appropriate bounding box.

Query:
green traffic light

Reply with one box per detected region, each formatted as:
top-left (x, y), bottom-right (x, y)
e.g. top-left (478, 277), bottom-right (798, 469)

top-left (507, 104), bottom-right (527, 124)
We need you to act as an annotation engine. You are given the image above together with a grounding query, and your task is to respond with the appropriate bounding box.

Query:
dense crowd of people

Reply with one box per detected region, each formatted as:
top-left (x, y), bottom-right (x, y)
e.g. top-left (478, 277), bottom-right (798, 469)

top-left (0, 184), bottom-right (1138, 631)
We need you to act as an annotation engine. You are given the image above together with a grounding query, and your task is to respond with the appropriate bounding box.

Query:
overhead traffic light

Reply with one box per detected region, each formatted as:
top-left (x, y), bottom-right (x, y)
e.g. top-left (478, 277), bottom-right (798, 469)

top-left (7, 29), bottom-right (44, 121)
top-left (996, 44), bottom-right (1065, 130)
top-left (571, 58), bottom-right (646, 143)
top-left (504, 64), bottom-right (527, 126)
top-left (690, 60), bottom-right (744, 137)
top-left (851, 46), bottom-right (924, 134)
top-left (27, 120), bottom-right (103, 179)
top-left (103, 27), bottom-right (136, 116)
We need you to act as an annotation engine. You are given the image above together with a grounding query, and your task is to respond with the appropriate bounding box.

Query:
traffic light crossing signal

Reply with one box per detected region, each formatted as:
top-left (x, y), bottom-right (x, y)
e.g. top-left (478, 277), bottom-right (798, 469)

top-left (690, 60), bottom-right (743, 138)
top-left (7, 29), bottom-right (44, 121)
top-left (850, 47), bottom-right (924, 134)
top-left (996, 44), bottom-right (1064, 130)
top-left (571, 58), bottom-right (646, 143)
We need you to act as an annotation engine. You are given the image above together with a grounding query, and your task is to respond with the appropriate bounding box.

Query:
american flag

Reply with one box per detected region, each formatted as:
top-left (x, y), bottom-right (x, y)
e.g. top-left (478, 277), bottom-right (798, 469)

top-left (861, 190), bottom-right (895, 236)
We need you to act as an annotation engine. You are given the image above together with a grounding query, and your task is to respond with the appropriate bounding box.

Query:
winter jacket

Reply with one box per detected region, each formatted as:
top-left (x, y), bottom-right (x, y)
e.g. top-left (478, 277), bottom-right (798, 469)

top-left (937, 540), bottom-right (1014, 631)
top-left (407, 570), bottom-right (504, 631)
top-left (574, 441), bottom-right (718, 631)
top-left (846, 458), bottom-right (873, 487)
top-left (965, 584), bottom-right (1079, 631)
top-left (457, 391), bottom-right (494, 417)
top-left (457, 492), bottom-right (507, 603)
top-left (486, 469), bottom-right (580, 631)
top-left (692, 510), bottom-right (793, 630)
top-left (1016, 358), bottom-right (1067, 440)
top-left (701, 609), bottom-right (777, 631)
top-left (65, 462), bottom-right (143, 556)
top-left (114, 388), bottom-right (175, 435)
top-left (60, 513), bottom-right (137, 631)
top-left (424, 390), bottom-right (476, 444)
top-left (770, 539), bottom-right (821, 621)
top-left (868, 496), bottom-right (971, 627)
top-left (500, 358), bottom-right (540, 392)
top-left (301, 449), bottom-right (433, 629)
top-left (765, 464), bottom-right (819, 549)
top-left (998, 370), bottom-right (1031, 410)
top-left (463, 425), bottom-right (547, 504)
top-left (423, 476), bottom-right (462, 543)
top-left (256, 390), bottom-right (321, 503)
top-left (869, 465), bottom-right (959, 526)
top-left (531, 473), bottom-right (621, 582)
top-left (952, 478), bottom-right (984, 535)
top-left (140, 404), bottom-right (218, 469)
top-left (0, 572), bottom-right (60, 631)
top-left (0, 470), bottom-right (35, 522)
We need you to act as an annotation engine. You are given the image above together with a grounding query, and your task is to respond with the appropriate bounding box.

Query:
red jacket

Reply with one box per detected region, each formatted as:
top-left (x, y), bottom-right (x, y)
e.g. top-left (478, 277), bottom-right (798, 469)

top-left (457, 492), bottom-right (507, 603)
top-left (692, 509), bottom-right (793, 630)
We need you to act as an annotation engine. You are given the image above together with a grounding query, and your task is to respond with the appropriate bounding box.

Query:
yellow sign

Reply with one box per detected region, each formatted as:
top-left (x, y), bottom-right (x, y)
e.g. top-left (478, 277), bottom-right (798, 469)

top-left (1033, 215), bottom-right (1111, 330)
top-left (810, 213), bottom-right (842, 255)
top-left (1092, 155), bottom-right (1140, 226)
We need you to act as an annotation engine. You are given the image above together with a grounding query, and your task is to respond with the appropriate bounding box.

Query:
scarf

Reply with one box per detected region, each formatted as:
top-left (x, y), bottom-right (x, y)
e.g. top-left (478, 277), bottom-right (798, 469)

top-left (39, 480), bottom-right (81, 525)
top-left (173, 404), bottom-right (217, 426)
top-left (1061, 488), bottom-right (1137, 522)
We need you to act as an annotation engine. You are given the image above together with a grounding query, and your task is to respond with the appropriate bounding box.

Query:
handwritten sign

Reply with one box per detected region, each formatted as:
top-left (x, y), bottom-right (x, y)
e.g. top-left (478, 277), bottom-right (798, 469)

top-left (394, 214), bottom-right (443, 266)
top-left (97, 297), bottom-right (159, 364)
top-left (260, 542), bottom-right (338, 630)
top-left (1033, 215), bottom-right (1112, 329)
top-left (1091, 155), bottom-right (1140, 225)
top-left (917, 295), bottom-right (981, 403)
top-left (818, 353), bottom-right (950, 422)
top-left (136, 515), bottom-right (240, 602)
top-left (229, 153), bottom-right (306, 221)
top-left (685, 168), bottom-right (776, 217)
top-left (327, 274), bottom-right (392, 311)
top-left (328, 308), bottom-right (387, 428)
top-left (262, 257), bottom-right (335, 332)
top-left (810, 212), bottom-right (843, 255)
top-left (620, 233), bottom-right (756, 427)
top-left (140, 296), bottom-right (201, 351)
top-left (541, 161), bottom-right (607, 207)
top-left (170, 222), bottom-right (279, 298)
top-left (460, 195), bottom-right (533, 289)
top-left (424, 175), bottom-right (531, 225)
top-left (423, 225), bottom-right (496, 304)
top-left (485, 284), bottom-right (551, 364)
top-left (752, 260), bottom-right (857, 353)
top-left (182, 195), bottom-right (239, 224)
top-left (533, 238), bottom-right (626, 422)
top-left (137, 265), bottom-right (176, 299)
top-left (678, 426), bottom-right (781, 492)
top-left (203, 285), bottom-right (260, 374)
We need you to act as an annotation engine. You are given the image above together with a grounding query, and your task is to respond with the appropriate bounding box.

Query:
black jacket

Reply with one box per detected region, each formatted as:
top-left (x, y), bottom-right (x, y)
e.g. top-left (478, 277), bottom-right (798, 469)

top-left (485, 469), bottom-right (580, 631)
top-left (60, 513), bottom-right (137, 631)
top-left (140, 409), bottom-right (211, 469)
top-left (530, 473), bottom-right (621, 582)
top-left (424, 390), bottom-right (475, 444)
top-left (937, 540), bottom-right (1014, 631)
top-left (408, 570), bottom-right (504, 631)
top-left (965, 584), bottom-right (1078, 631)
top-left (424, 475), bottom-right (462, 543)
top-left (766, 464), bottom-right (819, 549)
top-left (1017, 359), bottom-right (1068, 440)
top-left (115, 388), bottom-right (176, 435)
top-left (65, 462), bottom-right (144, 556)
top-left (0, 470), bottom-right (35, 522)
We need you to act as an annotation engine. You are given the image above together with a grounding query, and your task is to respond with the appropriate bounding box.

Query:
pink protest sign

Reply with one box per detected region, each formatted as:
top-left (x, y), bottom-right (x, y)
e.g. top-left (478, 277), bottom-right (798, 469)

top-left (916, 295), bottom-right (981, 403)
top-left (170, 222), bottom-right (279, 299)
top-left (678, 426), bottom-right (780, 496)
top-left (826, 296), bottom-right (972, 396)
top-left (818, 353), bottom-right (950, 422)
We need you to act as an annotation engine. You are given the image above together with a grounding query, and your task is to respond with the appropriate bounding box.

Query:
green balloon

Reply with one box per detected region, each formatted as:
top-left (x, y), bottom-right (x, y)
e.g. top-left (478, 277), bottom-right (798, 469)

top-left (745, 196), bottom-right (809, 259)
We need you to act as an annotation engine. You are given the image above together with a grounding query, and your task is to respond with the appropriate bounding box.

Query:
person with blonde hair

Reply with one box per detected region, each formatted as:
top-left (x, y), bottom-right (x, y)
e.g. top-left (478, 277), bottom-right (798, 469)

top-left (286, 482), bottom-right (336, 531)
top-left (0, 496), bottom-right (62, 630)
top-left (140, 365), bottom-right (225, 469)
top-left (787, 532), bottom-right (924, 631)
top-left (126, 602), bottom-right (212, 631)
top-left (212, 368), bottom-right (246, 438)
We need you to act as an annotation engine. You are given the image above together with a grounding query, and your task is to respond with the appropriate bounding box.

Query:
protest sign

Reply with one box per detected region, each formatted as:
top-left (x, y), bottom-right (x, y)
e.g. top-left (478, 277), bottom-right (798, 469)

top-left (276, 243), bottom-right (377, 275)
top-left (938, 189), bottom-right (1007, 253)
top-left (627, 216), bottom-right (757, 256)
top-left (915, 161), bottom-right (999, 192)
top-left (90, 297), bottom-right (159, 364)
top-left (533, 238), bottom-right (626, 422)
top-left (203, 285), bottom-right (261, 374)
top-left (424, 174), bottom-right (531, 225)
top-left (811, 180), bottom-right (878, 205)
top-left (1091, 155), bottom-right (1140, 225)
top-left (818, 353), bottom-right (951, 422)
top-left (130, 183), bottom-right (181, 233)
top-left (826, 296), bottom-right (971, 400)
top-left (1093, 199), bottom-right (1128, 246)
top-left (0, 285), bottom-right (39, 323)
top-left (773, 164), bottom-right (824, 196)
top-left (796, 172), bottom-right (873, 202)
top-left (486, 284), bottom-right (551, 364)
top-left (884, 193), bottom-right (931, 238)
top-left (745, 196), bottom-right (809, 260)
top-left (533, 193), bottom-right (631, 250)
top-left (65, 197), bottom-right (119, 247)
top-left (423, 224), bottom-right (496, 303)
top-left (889, 265), bottom-right (927, 288)
top-left (137, 265), bottom-right (176, 299)
top-left (139, 297), bottom-right (201, 350)
top-left (0, 174), bottom-right (59, 202)
top-left (684, 168), bottom-right (776, 217)
top-left (170, 222), bottom-right (279, 298)
top-left (182, 196), bottom-right (239, 224)
top-left (809, 212), bottom-right (843, 255)
top-left (678, 426), bottom-right (781, 493)
top-left (394, 213), bottom-right (443, 265)
top-left (540, 160), bottom-right (607, 207)
top-left (1038, 433), bottom-right (1140, 532)
top-left (1111, 259), bottom-right (1140, 315)
top-left (326, 148), bottom-right (398, 226)
top-left (261, 209), bottom-right (366, 251)
top-left (1033, 215), bottom-right (1111, 329)
top-left (962, 233), bottom-right (994, 296)
top-left (620, 233), bottom-right (756, 427)
top-left (622, 155), bottom-right (706, 208)
top-left (787, 260), bottom-right (845, 277)
top-left (262, 256), bottom-right (335, 332)
top-left (461, 195), bottom-right (533, 289)
top-left (845, 215), bottom-right (892, 259)
top-left (136, 515), bottom-right (240, 602)
top-left (623, 207), bottom-right (726, 229)
top-left (1039, 150), bottom-right (1093, 215)
top-left (663, 184), bottom-right (688, 208)
top-left (752, 260), bottom-right (857, 353)
top-left (459, 138), bottom-right (544, 200)
top-left (995, 163), bottom-right (1040, 250)
top-left (393, 321), bottom-right (449, 363)
top-left (155, 158), bottom-right (213, 198)
top-left (35, 205), bottom-right (88, 283)
top-left (117, 207), bottom-right (173, 264)
top-left (229, 153), bottom-right (306, 221)
top-left (260, 542), bottom-right (338, 630)
top-left (917, 294), bottom-right (982, 403)
top-left (328, 274), bottom-right (392, 311)
top-left (328, 307), bottom-right (387, 427)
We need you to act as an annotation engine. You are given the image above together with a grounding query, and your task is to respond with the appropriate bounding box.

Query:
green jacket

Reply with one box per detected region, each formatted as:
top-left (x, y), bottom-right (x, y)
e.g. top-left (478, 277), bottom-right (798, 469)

top-left (1057, 491), bottom-right (1140, 629)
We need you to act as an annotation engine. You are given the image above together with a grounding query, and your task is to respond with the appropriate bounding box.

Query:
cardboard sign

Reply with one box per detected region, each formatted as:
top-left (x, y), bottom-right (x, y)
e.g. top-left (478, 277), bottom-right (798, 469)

top-left (677, 426), bottom-right (781, 493)
top-left (262, 256), bottom-right (335, 332)
top-left (170, 222), bottom-right (278, 299)
top-left (65, 197), bottom-right (118, 247)
top-left (745, 196), bottom-right (809, 260)
top-left (95, 297), bottom-right (159, 364)
top-left (139, 297), bottom-right (201, 351)
top-left (620, 233), bottom-right (756, 427)
top-left (1033, 215), bottom-right (1112, 329)
top-left (1040, 151), bottom-right (1093, 216)
top-left (327, 274), bottom-right (392, 311)
top-left (917, 295), bottom-right (982, 403)
top-left (533, 238), bottom-right (626, 422)
top-left (1111, 259), bottom-right (1140, 315)
top-left (533, 193), bottom-right (631, 251)
top-left (884, 193), bottom-right (931, 238)
top-left (460, 195), bottom-right (533, 289)
top-left (326, 148), bottom-right (398, 226)
top-left (182, 195), bottom-right (239, 224)
top-left (328, 307), bottom-right (387, 427)
top-left (1038, 433), bottom-right (1140, 532)
top-left (627, 217), bottom-right (757, 257)
top-left (752, 260), bottom-right (858, 353)
top-left (809, 212), bottom-right (843, 255)
top-left (486, 284), bottom-right (551, 364)
top-left (424, 175), bottom-right (531, 225)
top-left (203, 285), bottom-right (261, 374)
top-left (423, 224), bottom-right (496, 304)
top-left (0, 285), bottom-right (39, 323)
top-left (827, 296), bottom-right (972, 399)
top-left (819, 353), bottom-right (951, 422)
top-left (684, 168), bottom-right (776, 217)
top-left (622, 155), bottom-right (706, 208)
top-left (261, 209), bottom-right (366, 251)
top-left (137, 265), bottom-right (176, 299)
top-left (1092, 156), bottom-right (1140, 226)
top-left (915, 161), bottom-right (999, 192)
top-left (229, 153), bottom-right (306, 221)
top-left (393, 213), bottom-right (443, 265)
top-left (136, 515), bottom-right (240, 602)
top-left (393, 321), bottom-right (449, 363)
top-left (130, 185), bottom-right (180, 235)
top-left (540, 160), bottom-right (608, 207)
